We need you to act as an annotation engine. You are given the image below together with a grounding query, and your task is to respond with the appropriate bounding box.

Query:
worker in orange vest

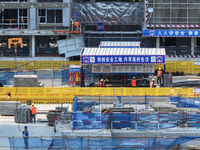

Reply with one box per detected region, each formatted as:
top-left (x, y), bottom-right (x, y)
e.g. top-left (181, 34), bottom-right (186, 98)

top-left (74, 22), bottom-right (79, 31)
top-left (31, 103), bottom-right (37, 123)
top-left (7, 92), bottom-right (11, 100)
top-left (100, 79), bottom-right (104, 87)
top-left (131, 77), bottom-right (137, 87)
top-left (157, 68), bottom-right (162, 85)
top-left (150, 79), bottom-right (155, 88)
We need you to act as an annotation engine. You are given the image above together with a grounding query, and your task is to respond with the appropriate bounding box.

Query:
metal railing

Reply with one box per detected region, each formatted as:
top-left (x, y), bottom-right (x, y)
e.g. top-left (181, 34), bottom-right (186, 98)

top-left (0, 87), bottom-right (198, 103)
top-left (4, 135), bottom-right (200, 150)
top-left (155, 61), bottom-right (200, 74)
top-left (0, 61), bottom-right (200, 74)
top-left (0, 61), bottom-right (80, 70)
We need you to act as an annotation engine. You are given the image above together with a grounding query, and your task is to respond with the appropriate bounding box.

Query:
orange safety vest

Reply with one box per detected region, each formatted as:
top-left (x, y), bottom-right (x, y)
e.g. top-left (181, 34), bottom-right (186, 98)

top-left (100, 82), bottom-right (104, 87)
top-left (74, 22), bottom-right (79, 27)
top-left (131, 79), bottom-right (136, 87)
top-left (31, 106), bottom-right (37, 114)
top-left (150, 81), bottom-right (154, 88)
top-left (157, 70), bottom-right (162, 78)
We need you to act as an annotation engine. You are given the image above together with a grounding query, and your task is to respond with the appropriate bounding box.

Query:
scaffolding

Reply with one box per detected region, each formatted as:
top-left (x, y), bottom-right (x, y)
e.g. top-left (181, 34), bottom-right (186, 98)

top-left (146, 0), bottom-right (200, 28)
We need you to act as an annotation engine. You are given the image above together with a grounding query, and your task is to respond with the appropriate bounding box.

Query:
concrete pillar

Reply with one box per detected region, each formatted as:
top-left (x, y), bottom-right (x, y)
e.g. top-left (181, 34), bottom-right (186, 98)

top-left (30, 8), bottom-right (36, 30)
top-left (32, 35), bottom-right (35, 57)
top-left (63, 0), bottom-right (71, 27)
top-left (191, 37), bottom-right (195, 55)
top-left (30, 0), bottom-right (36, 30)
top-left (156, 37), bottom-right (160, 48)
top-left (29, 36), bottom-right (32, 57)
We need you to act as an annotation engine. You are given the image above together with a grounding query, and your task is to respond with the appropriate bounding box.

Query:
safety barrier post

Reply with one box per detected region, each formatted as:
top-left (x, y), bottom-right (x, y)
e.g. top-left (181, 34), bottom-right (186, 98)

top-left (13, 136), bottom-right (14, 150)
top-left (117, 138), bottom-right (119, 150)
top-left (60, 88), bottom-right (63, 99)
top-left (88, 135), bottom-right (89, 150)
top-left (38, 61), bottom-right (40, 70)
top-left (135, 111), bottom-right (137, 130)
top-left (121, 87), bottom-right (123, 105)
top-left (65, 136), bottom-right (67, 149)
top-left (174, 61), bottom-right (177, 72)
top-left (44, 88), bottom-right (47, 99)
top-left (158, 111), bottom-right (160, 130)
top-left (136, 137), bottom-right (137, 149)
top-left (179, 137), bottom-right (182, 149)
top-left (41, 136), bottom-right (43, 149)
top-left (189, 61), bottom-right (191, 73)
top-left (111, 112), bottom-right (113, 129)
top-left (52, 61), bottom-right (54, 69)
top-left (157, 134), bottom-right (159, 150)
top-left (28, 88), bottom-right (31, 100)
top-left (186, 110), bottom-right (188, 128)
top-left (24, 61), bottom-right (27, 70)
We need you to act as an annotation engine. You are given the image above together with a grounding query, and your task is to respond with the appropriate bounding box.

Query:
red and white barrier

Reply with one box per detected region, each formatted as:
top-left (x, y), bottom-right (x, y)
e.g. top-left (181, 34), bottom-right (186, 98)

top-left (166, 55), bottom-right (200, 58)
top-left (147, 24), bottom-right (200, 28)
top-left (145, 0), bottom-right (148, 24)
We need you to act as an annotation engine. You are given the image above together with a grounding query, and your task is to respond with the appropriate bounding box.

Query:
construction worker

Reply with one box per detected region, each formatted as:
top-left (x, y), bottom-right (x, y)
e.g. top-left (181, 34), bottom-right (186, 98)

top-left (131, 77), bottom-right (137, 87)
top-left (7, 92), bottom-right (11, 100)
top-left (157, 68), bottom-right (162, 85)
top-left (31, 103), bottom-right (37, 123)
top-left (150, 79), bottom-right (155, 88)
top-left (100, 79), bottom-right (104, 87)
top-left (74, 22), bottom-right (79, 31)
top-left (22, 126), bottom-right (29, 149)
top-left (106, 74), bottom-right (110, 81)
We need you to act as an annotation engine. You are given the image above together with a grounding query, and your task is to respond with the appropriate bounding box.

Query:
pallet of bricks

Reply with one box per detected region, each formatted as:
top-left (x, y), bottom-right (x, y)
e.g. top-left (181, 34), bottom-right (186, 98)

top-left (47, 104), bottom-right (72, 126)
top-left (14, 104), bottom-right (31, 123)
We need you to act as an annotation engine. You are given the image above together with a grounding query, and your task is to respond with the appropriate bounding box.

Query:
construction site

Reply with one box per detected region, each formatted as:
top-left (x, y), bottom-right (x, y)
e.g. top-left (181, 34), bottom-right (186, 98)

top-left (2, 0), bottom-right (200, 149)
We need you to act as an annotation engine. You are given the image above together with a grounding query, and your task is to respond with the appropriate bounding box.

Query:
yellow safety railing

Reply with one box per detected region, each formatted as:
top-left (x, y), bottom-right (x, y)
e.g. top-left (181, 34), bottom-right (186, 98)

top-left (155, 61), bottom-right (200, 74)
top-left (0, 87), bottom-right (198, 104)
top-left (0, 61), bottom-right (199, 73)
top-left (0, 61), bottom-right (80, 70)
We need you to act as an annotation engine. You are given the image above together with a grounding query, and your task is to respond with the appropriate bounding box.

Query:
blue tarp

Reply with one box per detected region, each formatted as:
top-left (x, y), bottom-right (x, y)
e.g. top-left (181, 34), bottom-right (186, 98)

top-left (9, 137), bottom-right (52, 150)
top-left (9, 136), bottom-right (200, 150)
top-left (73, 112), bottom-right (188, 130)
top-left (171, 96), bottom-right (200, 109)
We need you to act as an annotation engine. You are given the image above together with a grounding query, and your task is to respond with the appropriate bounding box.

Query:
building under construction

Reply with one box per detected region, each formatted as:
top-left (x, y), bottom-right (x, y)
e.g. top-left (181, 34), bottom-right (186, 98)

top-left (144, 0), bottom-right (200, 56)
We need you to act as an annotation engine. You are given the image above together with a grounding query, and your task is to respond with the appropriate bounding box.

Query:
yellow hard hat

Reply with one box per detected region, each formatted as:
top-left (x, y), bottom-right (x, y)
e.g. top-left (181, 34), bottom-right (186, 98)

top-left (159, 68), bottom-right (161, 70)
top-left (133, 77), bottom-right (135, 79)
top-left (152, 79), bottom-right (155, 81)
top-left (31, 103), bottom-right (34, 106)
top-left (100, 79), bottom-right (103, 81)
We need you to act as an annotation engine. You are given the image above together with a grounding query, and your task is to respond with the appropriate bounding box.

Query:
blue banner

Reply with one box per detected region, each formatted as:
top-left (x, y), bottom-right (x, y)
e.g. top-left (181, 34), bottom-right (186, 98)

top-left (143, 29), bottom-right (200, 37)
top-left (81, 55), bottom-right (165, 64)
top-left (97, 23), bottom-right (104, 31)
top-left (69, 68), bottom-right (81, 72)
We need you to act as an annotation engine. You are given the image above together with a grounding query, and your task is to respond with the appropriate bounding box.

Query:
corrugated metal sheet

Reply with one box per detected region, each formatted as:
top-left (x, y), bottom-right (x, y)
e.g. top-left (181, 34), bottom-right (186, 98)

top-left (99, 41), bottom-right (140, 48)
top-left (72, 2), bottom-right (144, 25)
top-left (82, 48), bottom-right (166, 56)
